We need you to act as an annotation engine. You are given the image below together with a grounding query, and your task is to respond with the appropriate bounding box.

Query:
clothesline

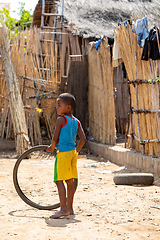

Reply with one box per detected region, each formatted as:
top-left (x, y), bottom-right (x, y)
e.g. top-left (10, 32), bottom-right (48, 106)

top-left (21, 75), bottom-right (59, 88)
top-left (25, 91), bottom-right (57, 101)
top-left (126, 78), bottom-right (160, 84)
top-left (127, 133), bottom-right (160, 144)
top-left (130, 107), bottom-right (160, 114)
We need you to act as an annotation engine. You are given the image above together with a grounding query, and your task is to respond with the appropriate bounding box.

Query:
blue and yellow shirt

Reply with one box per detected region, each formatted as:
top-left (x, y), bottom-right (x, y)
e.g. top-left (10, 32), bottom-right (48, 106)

top-left (58, 115), bottom-right (79, 152)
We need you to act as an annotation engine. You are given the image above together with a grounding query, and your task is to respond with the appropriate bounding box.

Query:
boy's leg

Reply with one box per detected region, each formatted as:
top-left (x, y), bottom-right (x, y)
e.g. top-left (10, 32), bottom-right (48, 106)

top-left (50, 180), bottom-right (70, 219)
top-left (66, 178), bottom-right (75, 215)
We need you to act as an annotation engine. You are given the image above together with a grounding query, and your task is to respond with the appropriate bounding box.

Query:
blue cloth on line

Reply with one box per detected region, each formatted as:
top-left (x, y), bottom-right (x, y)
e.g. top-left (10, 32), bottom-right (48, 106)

top-left (132, 16), bottom-right (149, 48)
top-left (95, 40), bottom-right (101, 50)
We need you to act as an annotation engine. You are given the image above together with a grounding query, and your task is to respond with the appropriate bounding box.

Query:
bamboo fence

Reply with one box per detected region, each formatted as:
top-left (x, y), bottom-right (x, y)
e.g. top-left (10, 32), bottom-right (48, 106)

top-left (88, 40), bottom-right (116, 145)
top-left (0, 27), bottom-right (29, 154)
top-left (0, 3), bottom-right (89, 154)
top-left (0, 57), bottom-right (6, 117)
top-left (115, 21), bottom-right (160, 157)
top-left (0, 26), bottom-right (59, 153)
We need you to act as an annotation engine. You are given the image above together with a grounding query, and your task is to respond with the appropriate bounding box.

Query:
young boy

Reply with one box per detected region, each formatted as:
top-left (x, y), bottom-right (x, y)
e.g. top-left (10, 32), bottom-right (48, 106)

top-left (47, 93), bottom-right (86, 219)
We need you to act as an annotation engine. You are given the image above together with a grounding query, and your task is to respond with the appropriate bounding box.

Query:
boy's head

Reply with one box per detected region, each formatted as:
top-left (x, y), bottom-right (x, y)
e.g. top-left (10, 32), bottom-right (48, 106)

top-left (57, 93), bottom-right (76, 111)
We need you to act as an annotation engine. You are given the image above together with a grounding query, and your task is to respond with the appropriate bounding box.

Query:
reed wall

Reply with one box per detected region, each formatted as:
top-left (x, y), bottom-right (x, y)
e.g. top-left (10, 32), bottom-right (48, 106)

top-left (0, 27), bottom-right (58, 149)
top-left (116, 22), bottom-right (160, 157)
top-left (88, 40), bottom-right (116, 145)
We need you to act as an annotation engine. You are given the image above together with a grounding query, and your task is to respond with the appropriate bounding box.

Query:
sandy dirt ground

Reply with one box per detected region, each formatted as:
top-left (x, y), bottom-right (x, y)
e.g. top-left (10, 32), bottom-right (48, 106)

top-left (0, 150), bottom-right (160, 240)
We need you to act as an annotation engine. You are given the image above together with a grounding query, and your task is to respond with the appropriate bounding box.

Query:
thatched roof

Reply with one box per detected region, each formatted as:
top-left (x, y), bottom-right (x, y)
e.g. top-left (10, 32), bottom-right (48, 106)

top-left (33, 0), bottom-right (160, 38)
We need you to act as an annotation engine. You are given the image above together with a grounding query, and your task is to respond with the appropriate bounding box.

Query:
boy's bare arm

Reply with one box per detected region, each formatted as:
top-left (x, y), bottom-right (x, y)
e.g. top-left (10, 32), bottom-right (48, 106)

top-left (46, 117), bottom-right (65, 152)
top-left (76, 121), bottom-right (86, 153)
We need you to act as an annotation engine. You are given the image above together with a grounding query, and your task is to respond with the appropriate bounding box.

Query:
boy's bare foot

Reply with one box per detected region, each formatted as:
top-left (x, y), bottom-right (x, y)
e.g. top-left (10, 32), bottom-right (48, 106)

top-left (49, 209), bottom-right (70, 219)
top-left (70, 212), bottom-right (75, 215)
top-left (68, 209), bottom-right (74, 215)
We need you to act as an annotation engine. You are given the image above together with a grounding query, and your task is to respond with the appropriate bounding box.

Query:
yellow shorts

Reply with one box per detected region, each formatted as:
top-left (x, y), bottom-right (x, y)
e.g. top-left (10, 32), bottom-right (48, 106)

top-left (54, 149), bottom-right (78, 181)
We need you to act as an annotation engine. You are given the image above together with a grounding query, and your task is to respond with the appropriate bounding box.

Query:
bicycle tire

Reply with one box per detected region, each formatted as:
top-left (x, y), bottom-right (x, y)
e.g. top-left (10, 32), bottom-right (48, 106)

top-left (13, 145), bottom-right (78, 210)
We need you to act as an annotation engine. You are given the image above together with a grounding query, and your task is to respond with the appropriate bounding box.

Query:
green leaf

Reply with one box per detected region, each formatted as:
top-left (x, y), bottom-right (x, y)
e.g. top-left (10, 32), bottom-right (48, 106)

top-left (0, 3), bottom-right (32, 41)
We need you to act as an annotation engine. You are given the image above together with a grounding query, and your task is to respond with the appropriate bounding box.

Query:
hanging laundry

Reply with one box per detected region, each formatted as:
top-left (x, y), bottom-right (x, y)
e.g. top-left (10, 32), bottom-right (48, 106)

top-left (132, 16), bottom-right (149, 48)
top-left (95, 39), bottom-right (101, 50)
top-left (141, 27), bottom-right (160, 61)
top-left (113, 33), bottom-right (122, 67)
top-left (94, 35), bottom-right (106, 50)
top-left (118, 20), bottom-right (131, 27)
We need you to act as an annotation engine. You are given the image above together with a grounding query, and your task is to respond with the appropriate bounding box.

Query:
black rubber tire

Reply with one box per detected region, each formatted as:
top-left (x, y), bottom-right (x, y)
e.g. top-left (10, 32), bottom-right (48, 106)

top-left (113, 173), bottom-right (154, 186)
top-left (13, 145), bottom-right (78, 210)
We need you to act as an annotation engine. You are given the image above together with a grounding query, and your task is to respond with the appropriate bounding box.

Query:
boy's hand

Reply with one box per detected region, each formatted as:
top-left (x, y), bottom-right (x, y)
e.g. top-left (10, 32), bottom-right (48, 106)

top-left (46, 145), bottom-right (55, 152)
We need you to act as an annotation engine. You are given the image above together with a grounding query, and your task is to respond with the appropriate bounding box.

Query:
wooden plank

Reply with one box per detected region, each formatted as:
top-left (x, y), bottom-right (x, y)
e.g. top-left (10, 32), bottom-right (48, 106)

top-left (67, 61), bottom-right (88, 131)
